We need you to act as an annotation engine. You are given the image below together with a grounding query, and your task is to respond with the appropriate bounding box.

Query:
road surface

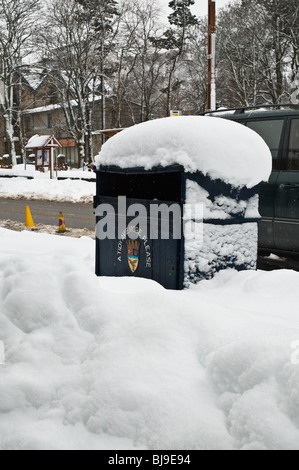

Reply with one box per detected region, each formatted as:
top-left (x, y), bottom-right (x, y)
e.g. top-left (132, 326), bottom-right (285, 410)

top-left (257, 254), bottom-right (299, 272)
top-left (0, 198), bottom-right (95, 230)
top-left (2, 197), bottom-right (299, 273)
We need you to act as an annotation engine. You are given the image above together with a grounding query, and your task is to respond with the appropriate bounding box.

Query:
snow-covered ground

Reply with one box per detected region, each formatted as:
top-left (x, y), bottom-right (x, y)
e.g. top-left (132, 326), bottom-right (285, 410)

top-left (1, 227), bottom-right (299, 450)
top-left (0, 219), bottom-right (95, 239)
top-left (0, 167), bottom-right (95, 203)
top-left (0, 165), bottom-right (94, 181)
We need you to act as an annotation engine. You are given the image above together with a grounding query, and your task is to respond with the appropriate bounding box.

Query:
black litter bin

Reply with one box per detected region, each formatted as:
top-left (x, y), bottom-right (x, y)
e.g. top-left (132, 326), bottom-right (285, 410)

top-left (94, 165), bottom-right (184, 290)
top-left (93, 116), bottom-right (272, 289)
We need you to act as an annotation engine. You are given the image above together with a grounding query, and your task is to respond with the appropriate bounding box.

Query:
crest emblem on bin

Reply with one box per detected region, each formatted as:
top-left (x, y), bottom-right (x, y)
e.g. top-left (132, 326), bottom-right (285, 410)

top-left (127, 239), bottom-right (141, 273)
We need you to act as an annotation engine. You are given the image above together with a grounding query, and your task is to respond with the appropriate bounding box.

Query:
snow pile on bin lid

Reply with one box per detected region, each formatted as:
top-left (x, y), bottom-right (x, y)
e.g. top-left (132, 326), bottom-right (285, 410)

top-left (95, 116), bottom-right (272, 188)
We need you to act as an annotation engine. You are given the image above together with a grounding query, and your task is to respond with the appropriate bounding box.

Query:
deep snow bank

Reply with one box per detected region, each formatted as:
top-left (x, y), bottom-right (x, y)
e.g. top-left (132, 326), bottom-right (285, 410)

top-left (0, 228), bottom-right (299, 450)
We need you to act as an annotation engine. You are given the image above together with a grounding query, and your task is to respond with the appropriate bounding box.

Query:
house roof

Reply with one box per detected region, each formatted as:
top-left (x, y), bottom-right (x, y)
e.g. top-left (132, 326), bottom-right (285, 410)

top-left (93, 128), bottom-right (124, 138)
top-left (22, 96), bottom-right (104, 116)
top-left (22, 71), bottom-right (46, 92)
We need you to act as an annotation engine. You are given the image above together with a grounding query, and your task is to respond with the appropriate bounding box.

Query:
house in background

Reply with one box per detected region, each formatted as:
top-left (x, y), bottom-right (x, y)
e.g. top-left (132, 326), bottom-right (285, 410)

top-left (0, 71), bottom-right (142, 167)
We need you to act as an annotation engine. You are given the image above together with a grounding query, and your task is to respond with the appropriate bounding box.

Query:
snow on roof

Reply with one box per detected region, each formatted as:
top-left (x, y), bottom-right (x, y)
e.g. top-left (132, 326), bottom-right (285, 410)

top-left (25, 135), bottom-right (62, 149)
top-left (22, 103), bottom-right (61, 115)
top-left (22, 95), bottom-right (103, 115)
top-left (25, 135), bottom-right (51, 148)
top-left (95, 116), bottom-right (272, 188)
top-left (22, 71), bottom-right (45, 91)
top-left (92, 128), bottom-right (124, 135)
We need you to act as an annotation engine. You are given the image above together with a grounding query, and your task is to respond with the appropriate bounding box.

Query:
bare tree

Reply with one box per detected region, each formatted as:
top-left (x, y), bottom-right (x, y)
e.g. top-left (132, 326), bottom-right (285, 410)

top-left (104, 1), bottom-right (139, 127)
top-left (109, 0), bottom-right (168, 124)
top-left (257, 0), bottom-right (299, 102)
top-left (127, 0), bottom-right (167, 121)
top-left (40, 0), bottom-right (119, 167)
top-left (217, 0), bottom-right (299, 107)
top-left (0, 0), bottom-right (40, 164)
top-left (217, 1), bottom-right (267, 107)
top-left (179, 20), bottom-right (208, 114)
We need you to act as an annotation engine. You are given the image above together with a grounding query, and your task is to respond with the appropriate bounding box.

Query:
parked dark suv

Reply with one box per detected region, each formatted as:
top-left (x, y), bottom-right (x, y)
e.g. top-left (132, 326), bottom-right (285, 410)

top-left (209, 104), bottom-right (299, 257)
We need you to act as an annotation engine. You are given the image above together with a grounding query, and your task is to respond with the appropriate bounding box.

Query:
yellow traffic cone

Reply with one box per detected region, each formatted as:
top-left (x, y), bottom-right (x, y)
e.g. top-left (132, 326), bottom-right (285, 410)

top-left (25, 205), bottom-right (35, 229)
top-left (58, 212), bottom-right (66, 233)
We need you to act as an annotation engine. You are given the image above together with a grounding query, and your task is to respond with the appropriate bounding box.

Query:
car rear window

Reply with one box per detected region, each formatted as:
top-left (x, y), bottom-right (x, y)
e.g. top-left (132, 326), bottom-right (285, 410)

top-left (246, 119), bottom-right (284, 169)
top-left (287, 119), bottom-right (299, 170)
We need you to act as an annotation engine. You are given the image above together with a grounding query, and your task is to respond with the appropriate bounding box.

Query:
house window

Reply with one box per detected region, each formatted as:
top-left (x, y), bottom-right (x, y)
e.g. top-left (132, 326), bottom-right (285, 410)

top-left (246, 119), bottom-right (284, 170)
top-left (47, 113), bottom-right (52, 129)
top-left (25, 117), bottom-right (31, 132)
top-left (111, 109), bottom-right (117, 125)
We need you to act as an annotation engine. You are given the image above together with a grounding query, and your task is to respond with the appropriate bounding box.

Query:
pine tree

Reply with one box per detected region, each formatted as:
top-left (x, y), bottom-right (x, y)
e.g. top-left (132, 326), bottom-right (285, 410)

top-left (75, 0), bottom-right (119, 34)
top-left (152, 0), bottom-right (198, 115)
top-left (168, 0), bottom-right (198, 29)
top-left (154, 0), bottom-right (198, 51)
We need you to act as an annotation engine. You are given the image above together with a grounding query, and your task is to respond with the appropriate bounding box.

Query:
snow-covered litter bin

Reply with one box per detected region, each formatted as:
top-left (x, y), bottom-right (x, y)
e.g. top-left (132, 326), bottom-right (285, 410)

top-left (94, 116), bottom-right (272, 289)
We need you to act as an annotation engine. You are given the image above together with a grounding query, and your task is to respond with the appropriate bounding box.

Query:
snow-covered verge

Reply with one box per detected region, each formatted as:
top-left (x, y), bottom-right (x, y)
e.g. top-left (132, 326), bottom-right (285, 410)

top-left (0, 165), bottom-right (94, 181)
top-left (0, 219), bottom-right (95, 239)
top-left (1, 227), bottom-right (299, 450)
top-left (0, 177), bottom-right (94, 203)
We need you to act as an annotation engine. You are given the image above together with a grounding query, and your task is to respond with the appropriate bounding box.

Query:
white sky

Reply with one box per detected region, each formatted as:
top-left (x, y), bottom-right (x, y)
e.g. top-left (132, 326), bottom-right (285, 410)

top-left (157, 0), bottom-right (235, 18)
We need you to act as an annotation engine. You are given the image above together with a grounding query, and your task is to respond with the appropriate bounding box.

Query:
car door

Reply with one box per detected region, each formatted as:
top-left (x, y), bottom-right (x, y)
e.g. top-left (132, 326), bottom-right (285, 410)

top-left (274, 118), bottom-right (299, 252)
top-left (245, 118), bottom-right (285, 251)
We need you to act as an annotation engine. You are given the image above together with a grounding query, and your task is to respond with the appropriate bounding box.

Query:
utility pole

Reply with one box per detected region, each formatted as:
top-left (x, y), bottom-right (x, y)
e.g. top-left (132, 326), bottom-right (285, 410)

top-left (207, 0), bottom-right (216, 111)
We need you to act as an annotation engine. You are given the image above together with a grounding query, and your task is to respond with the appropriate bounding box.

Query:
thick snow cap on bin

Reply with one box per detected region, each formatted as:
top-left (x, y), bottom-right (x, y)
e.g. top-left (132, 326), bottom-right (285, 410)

top-left (95, 116), bottom-right (272, 188)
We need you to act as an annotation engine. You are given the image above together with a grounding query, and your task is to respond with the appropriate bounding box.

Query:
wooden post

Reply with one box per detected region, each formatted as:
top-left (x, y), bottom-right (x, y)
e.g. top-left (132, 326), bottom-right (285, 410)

top-left (207, 0), bottom-right (216, 111)
top-left (50, 146), bottom-right (53, 179)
